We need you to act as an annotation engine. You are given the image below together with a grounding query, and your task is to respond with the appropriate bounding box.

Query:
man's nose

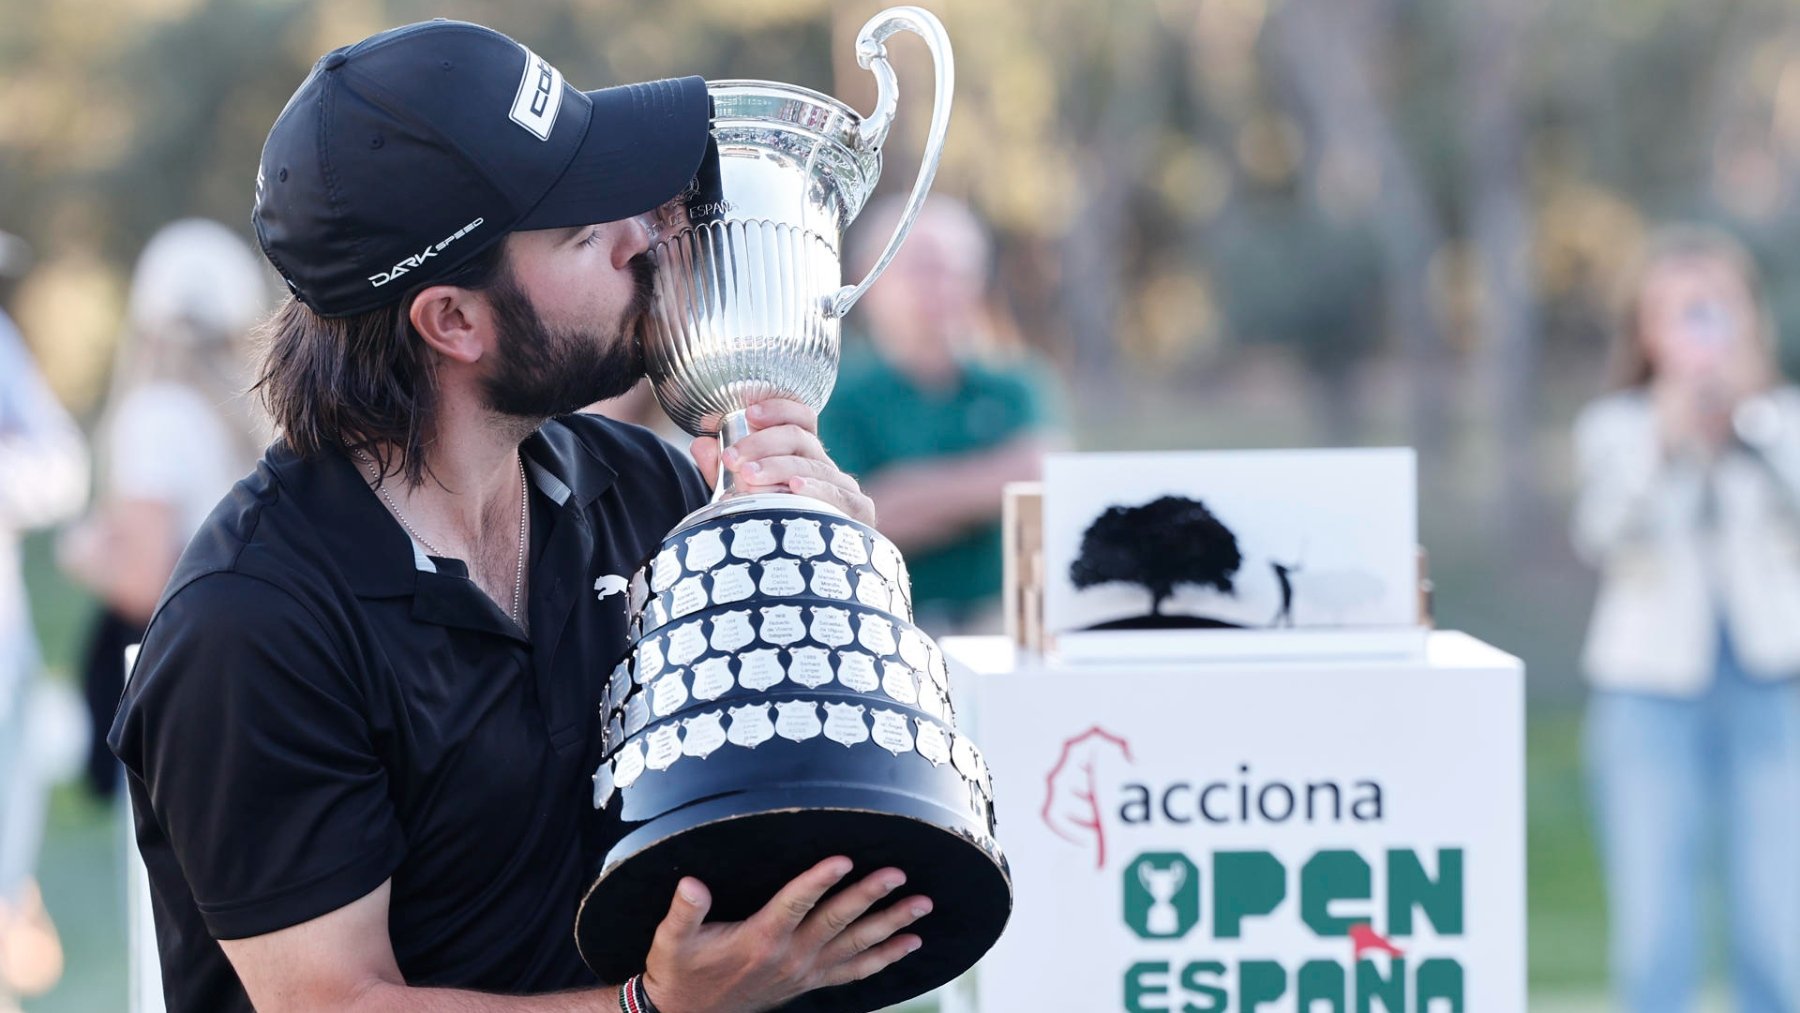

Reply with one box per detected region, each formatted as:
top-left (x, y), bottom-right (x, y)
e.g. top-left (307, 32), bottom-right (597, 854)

top-left (616, 214), bottom-right (656, 266)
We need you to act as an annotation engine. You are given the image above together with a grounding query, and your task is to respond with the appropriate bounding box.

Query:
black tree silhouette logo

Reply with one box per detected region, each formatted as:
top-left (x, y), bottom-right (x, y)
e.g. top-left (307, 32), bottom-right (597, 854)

top-left (1070, 495), bottom-right (1244, 627)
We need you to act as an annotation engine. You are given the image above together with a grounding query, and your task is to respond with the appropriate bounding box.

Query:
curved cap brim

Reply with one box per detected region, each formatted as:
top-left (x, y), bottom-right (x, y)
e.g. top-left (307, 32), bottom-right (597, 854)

top-left (517, 75), bottom-right (711, 231)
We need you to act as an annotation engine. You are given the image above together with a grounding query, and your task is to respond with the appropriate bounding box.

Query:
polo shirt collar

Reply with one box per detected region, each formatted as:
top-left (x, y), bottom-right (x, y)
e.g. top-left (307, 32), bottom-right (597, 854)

top-left (278, 417), bottom-right (618, 600)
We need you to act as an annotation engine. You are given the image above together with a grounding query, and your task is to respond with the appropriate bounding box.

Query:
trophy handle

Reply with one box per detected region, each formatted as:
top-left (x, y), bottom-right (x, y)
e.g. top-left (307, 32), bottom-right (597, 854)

top-left (828, 5), bottom-right (955, 321)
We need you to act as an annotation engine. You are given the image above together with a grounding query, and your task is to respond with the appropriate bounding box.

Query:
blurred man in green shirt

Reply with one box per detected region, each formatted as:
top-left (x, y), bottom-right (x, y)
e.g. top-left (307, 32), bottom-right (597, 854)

top-left (822, 197), bottom-right (1062, 632)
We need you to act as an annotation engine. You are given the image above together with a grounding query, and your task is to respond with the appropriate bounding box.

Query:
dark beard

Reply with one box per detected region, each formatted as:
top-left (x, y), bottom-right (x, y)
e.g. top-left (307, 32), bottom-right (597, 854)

top-left (480, 254), bottom-right (656, 419)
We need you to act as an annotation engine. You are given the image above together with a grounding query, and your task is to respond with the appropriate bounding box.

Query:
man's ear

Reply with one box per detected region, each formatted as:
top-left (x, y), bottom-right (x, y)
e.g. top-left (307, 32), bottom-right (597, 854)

top-left (409, 285), bottom-right (495, 365)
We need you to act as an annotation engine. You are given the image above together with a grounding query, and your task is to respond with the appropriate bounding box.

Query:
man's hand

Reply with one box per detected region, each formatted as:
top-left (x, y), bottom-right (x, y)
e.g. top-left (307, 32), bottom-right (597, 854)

top-left (690, 400), bottom-right (876, 525)
top-left (641, 857), bottom-right (931, 1013)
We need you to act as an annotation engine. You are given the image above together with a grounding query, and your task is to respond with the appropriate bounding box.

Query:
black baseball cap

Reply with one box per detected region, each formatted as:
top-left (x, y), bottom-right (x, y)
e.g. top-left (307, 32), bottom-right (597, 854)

top-left (253, 20), bottom-right (711, 317)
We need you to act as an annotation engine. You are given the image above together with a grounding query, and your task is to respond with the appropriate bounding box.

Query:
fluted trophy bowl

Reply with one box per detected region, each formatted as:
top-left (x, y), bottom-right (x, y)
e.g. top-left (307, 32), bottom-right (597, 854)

top-left (577, 9), bottom-right (1013, 1012)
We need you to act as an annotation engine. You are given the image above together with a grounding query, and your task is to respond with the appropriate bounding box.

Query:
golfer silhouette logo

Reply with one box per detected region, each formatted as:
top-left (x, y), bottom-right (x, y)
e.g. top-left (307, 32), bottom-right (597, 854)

top-left (1123, 852), bottom-right (1199, 940)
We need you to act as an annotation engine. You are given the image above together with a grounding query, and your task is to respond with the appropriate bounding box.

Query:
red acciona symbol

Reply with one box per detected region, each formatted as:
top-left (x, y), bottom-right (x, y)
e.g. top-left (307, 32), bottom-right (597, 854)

top-left (1349, 923), bottom-right (1404, 960)
top-left (1041, 726), bottom-right (1133, 869)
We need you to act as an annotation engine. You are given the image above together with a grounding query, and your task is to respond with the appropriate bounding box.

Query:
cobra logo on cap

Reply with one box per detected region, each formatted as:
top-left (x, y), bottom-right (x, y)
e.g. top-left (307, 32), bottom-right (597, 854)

top-left (509, 46), bottom-right (564, 141)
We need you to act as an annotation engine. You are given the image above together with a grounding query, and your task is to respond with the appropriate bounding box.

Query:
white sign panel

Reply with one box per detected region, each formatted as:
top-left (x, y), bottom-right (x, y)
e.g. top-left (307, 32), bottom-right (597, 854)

top-left (964, 633), bottom-right (1524, 1012)
top-left (1043, 449), bottom-right (1418, 637)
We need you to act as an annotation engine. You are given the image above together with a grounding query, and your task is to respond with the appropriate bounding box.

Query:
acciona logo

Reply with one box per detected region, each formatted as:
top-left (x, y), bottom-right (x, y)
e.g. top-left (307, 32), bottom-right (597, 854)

top-left (1042, 727), bottom-right (1385, 870)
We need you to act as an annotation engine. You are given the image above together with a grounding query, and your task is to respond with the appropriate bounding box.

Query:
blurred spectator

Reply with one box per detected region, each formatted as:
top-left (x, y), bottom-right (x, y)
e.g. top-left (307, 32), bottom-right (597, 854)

top-left (1572, 225), bottom-right (1800, 1011)
top-left (820, 196), bottom-right (1062, 634)
top-left (57, 220), bottom-right (269, 798)
top-left (0, 239), bottom-right (89, 1006)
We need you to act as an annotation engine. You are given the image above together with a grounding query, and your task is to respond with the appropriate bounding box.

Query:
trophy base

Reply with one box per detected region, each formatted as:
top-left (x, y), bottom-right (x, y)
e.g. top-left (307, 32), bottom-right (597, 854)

top-left (575, 787), bottom-right (1012, 1013)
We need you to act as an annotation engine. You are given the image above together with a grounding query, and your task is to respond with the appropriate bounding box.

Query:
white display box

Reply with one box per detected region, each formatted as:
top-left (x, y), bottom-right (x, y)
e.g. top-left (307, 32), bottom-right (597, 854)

top-left (950, 632), bottom-right (1525, 1013)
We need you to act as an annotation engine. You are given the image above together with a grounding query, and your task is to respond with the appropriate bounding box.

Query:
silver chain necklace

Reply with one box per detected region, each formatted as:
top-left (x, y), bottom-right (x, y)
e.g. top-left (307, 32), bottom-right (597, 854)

top-left (355, 450), bottom-right (529, 626)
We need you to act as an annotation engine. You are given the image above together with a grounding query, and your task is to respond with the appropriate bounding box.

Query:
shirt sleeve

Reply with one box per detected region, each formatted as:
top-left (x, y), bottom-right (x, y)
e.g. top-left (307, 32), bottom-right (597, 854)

top-left (109, 572), bottom-right (406, 940)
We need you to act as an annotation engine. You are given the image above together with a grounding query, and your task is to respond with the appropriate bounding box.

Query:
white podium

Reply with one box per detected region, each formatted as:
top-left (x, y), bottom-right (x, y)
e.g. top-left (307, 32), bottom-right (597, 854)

top-left (951, 632), bottom-right (1524, 1013)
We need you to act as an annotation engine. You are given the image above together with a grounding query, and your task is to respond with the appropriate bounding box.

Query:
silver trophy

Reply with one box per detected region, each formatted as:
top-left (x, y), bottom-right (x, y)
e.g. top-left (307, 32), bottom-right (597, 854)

top-left (577, 9), bottom-right (1011, 1011)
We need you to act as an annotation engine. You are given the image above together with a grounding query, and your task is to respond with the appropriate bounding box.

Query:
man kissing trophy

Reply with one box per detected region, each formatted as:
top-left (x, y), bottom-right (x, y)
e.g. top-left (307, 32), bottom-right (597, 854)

top-left (577, 8), bottom-right (1012, 1012)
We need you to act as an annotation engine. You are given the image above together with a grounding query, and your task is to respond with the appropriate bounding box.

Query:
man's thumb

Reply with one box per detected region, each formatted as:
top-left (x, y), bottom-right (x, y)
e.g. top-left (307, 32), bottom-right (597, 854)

top-left (656, 877), bottom-right (712, 941)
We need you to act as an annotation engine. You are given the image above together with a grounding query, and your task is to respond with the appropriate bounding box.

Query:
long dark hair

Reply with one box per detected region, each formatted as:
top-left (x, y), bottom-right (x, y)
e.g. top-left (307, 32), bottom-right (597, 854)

top-left (252, 240), bottom-right (509, 486)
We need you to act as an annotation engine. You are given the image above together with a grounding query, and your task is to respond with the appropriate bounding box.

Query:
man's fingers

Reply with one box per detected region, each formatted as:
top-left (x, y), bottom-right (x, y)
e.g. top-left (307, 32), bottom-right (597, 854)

top-left (652, 877), bottom-right (713, 948)
top-left (755, 856), bottom-right (855, 933)
top-left (689, 437), bottom-right (722, 490)
top-left (745, 398), bottom-right (819, 432)
top-left (726, 425), bottom-right (826, 468)
top-left (736, 454), bottom-right (853, 491)
top-left (797, 868), bottom-right (906, 952)
top-left (816, 933), bottom-right (924, 989)
top-left (816, 891), bottom-right (931, 966)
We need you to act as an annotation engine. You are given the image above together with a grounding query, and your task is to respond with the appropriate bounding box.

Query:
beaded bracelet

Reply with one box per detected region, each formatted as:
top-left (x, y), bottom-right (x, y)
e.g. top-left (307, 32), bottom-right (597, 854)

top-left (617, 974), bottom-right (658, 1013)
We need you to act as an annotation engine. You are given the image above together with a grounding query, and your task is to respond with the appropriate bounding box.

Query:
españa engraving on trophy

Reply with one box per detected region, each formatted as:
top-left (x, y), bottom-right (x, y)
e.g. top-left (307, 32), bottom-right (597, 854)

top-left (668, 622), bottom-right (708, 666)
top-left (613, 739), bottom-right (647, 788)
top-left (726, 703), bottom-right (776, 749)
top-left (858, 614), bottom-right (898, 655)
top-left (712, 563), bottom-right (756, 604)
top-left (775, 700), bottom-right (824, 742)
top-left (684, 527), bottom-right (727, 571)
top-left (871, 708), bottom-right (915, 755)
top-left (915, 721), bottom-right (951, 767)
top-left (837, 651), bottom-right (880, 693)
top-left (823, 702), bottom-right (871, 747)
top-left (651, 671), bottom-right (689, 717)
top-left (830, 524), bottom-right (870, 565)
top-left (646, 724), bottom-right (683, 771)
top-left (682, 711), bottom-right (728, 758)
top-left (810, 606), bottom-right (855, 647)
top-left (810, 561), bottom-right (853, 599)
top-left (789, 646), bottom-right (835, 688)
top-left (729, 518), bottom-right (778, 560)
top-left (692, 657), bottom-right (735, 700)
top-left (881, 661), bottom-right (918, 705)
top-left (759, 604), bottom-right (807, 645)
top-left (738, 648), bottom-right (786, 692)
top-left (782, 517), bottom-right (827, 557)
top-left (759, 558), bottom-right (806, 596)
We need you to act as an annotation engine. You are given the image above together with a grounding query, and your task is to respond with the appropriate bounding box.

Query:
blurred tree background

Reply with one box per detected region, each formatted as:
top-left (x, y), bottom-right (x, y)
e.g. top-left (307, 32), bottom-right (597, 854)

top-left (6, 0), bottom-right (1797, 1005)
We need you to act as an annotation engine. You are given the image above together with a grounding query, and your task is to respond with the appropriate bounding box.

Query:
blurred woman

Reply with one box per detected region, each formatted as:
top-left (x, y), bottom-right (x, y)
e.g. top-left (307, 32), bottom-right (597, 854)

top-left (1573, 226), bottom-right (1800, 1012)
top-left (58, 220), bottom-right (269, 796)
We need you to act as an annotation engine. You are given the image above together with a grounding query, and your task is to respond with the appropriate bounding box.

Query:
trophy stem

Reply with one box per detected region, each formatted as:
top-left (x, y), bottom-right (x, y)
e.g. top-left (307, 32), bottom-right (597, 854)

top-left (711, 409), bottom-right (753, 504)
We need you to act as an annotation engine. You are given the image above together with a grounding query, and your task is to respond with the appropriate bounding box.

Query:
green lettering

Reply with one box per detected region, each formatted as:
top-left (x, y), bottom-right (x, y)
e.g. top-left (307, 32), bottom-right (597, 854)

top-left (1297, 959), bottom-right (1346, 1011)
top-left (1356, 957), bottom-right (1406, 1013)
top-left (1124, 961), bottom-right (1171, 1013)
top-left (1416, 958), bottom-right (1464, 1011)
top-left (1387, 849), bottom-right (1464, 936)
top-left (1178, 961), bottom-right (1228, 1013)
top-left (1212, 851), bottom-right (1285, 938)
top-left (1240, 959), bottom-right (1288, 1009)
top-left (1301, 850), bottom-right (1372, 937)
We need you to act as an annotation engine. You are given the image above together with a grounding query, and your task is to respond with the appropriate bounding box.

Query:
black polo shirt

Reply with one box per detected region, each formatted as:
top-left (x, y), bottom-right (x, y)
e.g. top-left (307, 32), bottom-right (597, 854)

top-left (109, 415), bottom-right (706, 1012)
